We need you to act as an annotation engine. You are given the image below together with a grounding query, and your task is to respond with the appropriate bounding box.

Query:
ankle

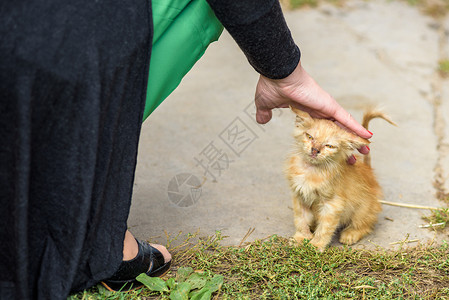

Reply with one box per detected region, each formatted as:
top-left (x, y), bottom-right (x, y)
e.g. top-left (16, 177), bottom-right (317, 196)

top-left (123, 230), bottom-right (139, 261)
top-left (122, 230), bottom-right (172, 263)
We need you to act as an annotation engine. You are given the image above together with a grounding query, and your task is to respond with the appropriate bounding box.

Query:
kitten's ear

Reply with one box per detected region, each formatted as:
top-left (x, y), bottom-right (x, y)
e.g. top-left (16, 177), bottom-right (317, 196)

top-left (346, 134), bottom-right (371, 150)
top-left (290, 106), bottom-right (312, 127)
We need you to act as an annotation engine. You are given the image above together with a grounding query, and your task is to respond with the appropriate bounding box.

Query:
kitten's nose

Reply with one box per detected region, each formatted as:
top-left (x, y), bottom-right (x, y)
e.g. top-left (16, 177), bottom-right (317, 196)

top-left (311, 147), bottom-right (320, 156)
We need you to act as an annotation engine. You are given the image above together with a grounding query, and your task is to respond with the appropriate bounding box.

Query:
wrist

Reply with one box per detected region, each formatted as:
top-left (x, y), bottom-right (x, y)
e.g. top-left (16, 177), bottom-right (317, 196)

top-left (270, 60), bottom-right (311, 92)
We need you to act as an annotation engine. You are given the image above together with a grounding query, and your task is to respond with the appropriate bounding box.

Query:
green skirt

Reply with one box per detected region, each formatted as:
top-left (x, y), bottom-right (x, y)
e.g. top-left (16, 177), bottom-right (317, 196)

top-left (144, 0), bottom-right (223, 120)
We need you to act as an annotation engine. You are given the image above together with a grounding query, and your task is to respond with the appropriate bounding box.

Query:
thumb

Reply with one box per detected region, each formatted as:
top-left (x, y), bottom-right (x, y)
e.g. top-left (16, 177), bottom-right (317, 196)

top-left (256, 108), bottom-right (272, 124)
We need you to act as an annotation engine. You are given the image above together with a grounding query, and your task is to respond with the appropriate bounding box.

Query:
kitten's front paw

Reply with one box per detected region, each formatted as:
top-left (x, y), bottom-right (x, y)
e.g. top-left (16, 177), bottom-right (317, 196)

top-left (293, 232), bottom-right (313, 244)
top-left (339, 228), bottom-right (365, 245)
top-left (310, 238), bottom-right (327, 252)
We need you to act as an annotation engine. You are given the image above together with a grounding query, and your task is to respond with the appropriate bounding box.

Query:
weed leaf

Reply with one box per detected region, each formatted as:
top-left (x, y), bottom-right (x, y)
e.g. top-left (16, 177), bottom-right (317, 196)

top-left (166, 277), bottom-right (176, 289)
top-left (190, 287), bottom-right (212, 300)
top-left (169, 282), bottom-right (191, 300)
top-left (136, 274), bottom-right (168, 292)
top-left (169, 290), bottom-right (186, 300)
top-left (177, 267), bottom-right (194, 282)
top-left (204, 275), bottom-right (223, 292)
top-left (185, 272), bottom-right (208, 290)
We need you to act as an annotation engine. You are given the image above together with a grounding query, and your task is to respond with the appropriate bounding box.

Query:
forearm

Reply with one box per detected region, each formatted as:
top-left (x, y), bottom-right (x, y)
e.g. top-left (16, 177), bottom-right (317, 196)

top-left (206, 0), bottom-right (300, 79)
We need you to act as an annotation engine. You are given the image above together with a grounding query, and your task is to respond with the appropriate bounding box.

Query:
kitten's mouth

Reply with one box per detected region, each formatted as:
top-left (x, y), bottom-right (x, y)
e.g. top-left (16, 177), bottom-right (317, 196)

top-left (309, 154), bottom-right (320, 163)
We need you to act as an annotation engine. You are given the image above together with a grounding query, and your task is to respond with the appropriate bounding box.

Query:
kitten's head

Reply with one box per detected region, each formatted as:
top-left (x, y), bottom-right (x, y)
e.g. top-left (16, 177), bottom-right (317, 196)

top-left (291, 107), bottom-right (369, 166)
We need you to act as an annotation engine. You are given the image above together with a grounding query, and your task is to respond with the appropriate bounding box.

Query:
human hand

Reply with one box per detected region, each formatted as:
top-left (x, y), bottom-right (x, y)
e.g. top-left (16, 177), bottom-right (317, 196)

top-left (347, 146), bottom-right (370, 164)
top-left (254, 61), bottom-right (372, 163)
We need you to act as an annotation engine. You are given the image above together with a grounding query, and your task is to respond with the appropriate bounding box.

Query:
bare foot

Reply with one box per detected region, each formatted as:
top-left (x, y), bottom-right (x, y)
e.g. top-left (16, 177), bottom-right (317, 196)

top-left (123, 230), bottom-right (171, 263)
top-left (150, 243), bottom-right (172, 263)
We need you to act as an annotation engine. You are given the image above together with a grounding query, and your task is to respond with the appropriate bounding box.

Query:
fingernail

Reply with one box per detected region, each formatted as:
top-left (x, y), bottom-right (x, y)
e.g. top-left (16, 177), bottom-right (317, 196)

top-left (352, 154), bottom-right (357, 161)
top-left (368, 130), bottom-right (373, 136)
top-left (366, 146), bottom-right (370, 151)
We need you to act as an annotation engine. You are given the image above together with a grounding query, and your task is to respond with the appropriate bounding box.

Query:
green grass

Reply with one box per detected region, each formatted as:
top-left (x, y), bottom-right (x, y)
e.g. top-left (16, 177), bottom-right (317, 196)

top-left (69, 232), bottom-right (449, 299)
top-left (423, 207), bottom-right (449, 230)
top-left (438, 59), bottom-right (449, 78)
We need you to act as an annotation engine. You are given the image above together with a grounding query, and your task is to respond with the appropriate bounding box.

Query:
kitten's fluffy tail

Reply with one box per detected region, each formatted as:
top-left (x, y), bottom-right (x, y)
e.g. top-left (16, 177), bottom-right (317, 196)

top-left (362, 109), bottom-right (397, 167)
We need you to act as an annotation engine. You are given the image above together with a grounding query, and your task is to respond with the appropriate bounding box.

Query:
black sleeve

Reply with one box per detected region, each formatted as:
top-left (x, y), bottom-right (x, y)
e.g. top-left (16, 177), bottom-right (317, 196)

top-left (206, 0), bottom-right (300, 79)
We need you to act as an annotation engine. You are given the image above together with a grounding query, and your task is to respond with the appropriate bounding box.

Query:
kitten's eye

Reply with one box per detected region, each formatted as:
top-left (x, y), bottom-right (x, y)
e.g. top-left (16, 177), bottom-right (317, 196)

top-left (325, 144), bottom-right (336, 149)
top-left (305, 133), bottom-right (313, 140)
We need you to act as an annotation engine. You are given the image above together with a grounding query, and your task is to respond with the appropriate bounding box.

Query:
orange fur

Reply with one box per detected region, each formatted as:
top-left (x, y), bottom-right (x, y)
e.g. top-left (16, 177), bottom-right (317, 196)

top-left (286, 108), bottom-right (394, 251)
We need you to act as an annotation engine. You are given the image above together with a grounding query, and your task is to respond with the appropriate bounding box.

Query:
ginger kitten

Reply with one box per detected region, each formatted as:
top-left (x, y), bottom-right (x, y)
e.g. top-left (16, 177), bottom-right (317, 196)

top-left (286, 107), bottom-right (395, 251)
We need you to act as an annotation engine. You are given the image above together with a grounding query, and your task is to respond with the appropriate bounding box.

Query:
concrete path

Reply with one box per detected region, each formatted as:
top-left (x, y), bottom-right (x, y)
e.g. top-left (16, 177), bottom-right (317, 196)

top-left (128, 0), bottom-right (449, 250)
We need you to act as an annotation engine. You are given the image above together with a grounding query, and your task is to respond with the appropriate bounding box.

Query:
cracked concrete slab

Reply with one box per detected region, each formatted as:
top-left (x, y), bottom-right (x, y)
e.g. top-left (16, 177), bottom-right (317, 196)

top-left (128, 0), bottom-right (448, 249)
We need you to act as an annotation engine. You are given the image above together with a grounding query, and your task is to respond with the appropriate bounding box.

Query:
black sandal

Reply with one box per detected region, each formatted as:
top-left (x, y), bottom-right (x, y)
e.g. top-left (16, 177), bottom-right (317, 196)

top-left (101, 239), bottom-right (171, 291)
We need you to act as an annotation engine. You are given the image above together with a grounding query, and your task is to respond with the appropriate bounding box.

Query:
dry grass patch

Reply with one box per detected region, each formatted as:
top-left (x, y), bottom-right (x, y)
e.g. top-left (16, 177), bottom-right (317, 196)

top-left (70, 232), bottom-right (449, 299)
